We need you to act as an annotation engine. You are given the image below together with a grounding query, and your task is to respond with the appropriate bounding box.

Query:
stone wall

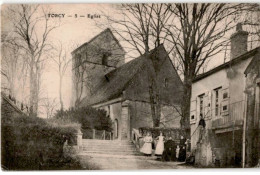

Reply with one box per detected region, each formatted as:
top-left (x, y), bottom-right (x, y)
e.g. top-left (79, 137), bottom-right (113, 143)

top-left (71, 29), bottom-right (125, 106)
top-left (124, 47), bottom-right (183, 106)
top-left (1, 93), bottom-right (25, 118)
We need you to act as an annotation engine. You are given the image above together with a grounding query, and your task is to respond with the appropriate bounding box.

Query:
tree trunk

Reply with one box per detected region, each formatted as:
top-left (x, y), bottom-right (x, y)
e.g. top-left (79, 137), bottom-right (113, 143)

top-left (59, 76), bottom-right (64, 110)
top-left (181, 75), bottom-right (192, 138)
top-left (29, 60), bottom-right (38, 117)
top-left (149, 79), bottom-right (160, 127)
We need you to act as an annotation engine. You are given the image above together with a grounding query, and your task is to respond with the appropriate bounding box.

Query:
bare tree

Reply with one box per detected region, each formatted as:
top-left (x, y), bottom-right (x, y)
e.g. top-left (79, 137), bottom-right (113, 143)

top-left (41, 96), bottom-right (58, 119)
top-left (1, 35), bottom-right (20, 96)
top-left (164, 3), bottom-right (254, 134)
top-left (52, 41), bottom-right (71, 110)
top-left (5, 4), bottom-right (58, 116)
top-left (236, 4), bottom-right (260, 49)
top-left (98, 4), bottom-right (172, 127)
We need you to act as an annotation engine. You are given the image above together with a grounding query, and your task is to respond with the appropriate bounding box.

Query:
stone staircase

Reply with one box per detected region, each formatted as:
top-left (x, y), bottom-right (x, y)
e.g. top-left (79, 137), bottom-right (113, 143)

top-left (81, 139), bottom-right (142, 157)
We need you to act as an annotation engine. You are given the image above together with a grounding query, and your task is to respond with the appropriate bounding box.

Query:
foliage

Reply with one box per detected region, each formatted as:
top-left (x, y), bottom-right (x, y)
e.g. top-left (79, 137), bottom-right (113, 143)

top-left (1, 114), bottom-right (79, 170)
top-left (53, 106), bottom-right (113, 132)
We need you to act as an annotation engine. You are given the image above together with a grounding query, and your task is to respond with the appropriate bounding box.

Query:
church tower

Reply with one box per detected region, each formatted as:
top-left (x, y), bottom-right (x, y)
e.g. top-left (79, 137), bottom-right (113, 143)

top-left (71, 28), bottom-right (125, 106)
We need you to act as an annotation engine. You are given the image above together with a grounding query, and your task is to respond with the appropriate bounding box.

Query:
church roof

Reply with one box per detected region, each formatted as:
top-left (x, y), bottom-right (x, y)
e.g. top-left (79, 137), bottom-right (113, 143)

top-left (79, 44), bottom-right (170, 107)
top-left (71, 28), bottom-right (125, 55)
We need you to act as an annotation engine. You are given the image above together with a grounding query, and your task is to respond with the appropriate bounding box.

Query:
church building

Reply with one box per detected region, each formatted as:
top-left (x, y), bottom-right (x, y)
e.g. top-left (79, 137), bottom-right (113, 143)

top-left (71, 28), bottom-right (183, 140)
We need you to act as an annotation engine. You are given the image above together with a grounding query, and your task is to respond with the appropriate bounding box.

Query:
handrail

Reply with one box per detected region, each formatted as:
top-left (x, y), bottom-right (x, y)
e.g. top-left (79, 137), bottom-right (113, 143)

top-left (131, 128), bottom-right (143, 150)
top-left (132, 128), bottom-right (142, 138)
top-left (91, 129), bottom-right (112, 140)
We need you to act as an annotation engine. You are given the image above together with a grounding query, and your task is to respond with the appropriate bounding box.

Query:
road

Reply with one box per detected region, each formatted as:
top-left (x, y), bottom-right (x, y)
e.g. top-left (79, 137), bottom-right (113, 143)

top-left (78, 154), bottom-right (193, 170)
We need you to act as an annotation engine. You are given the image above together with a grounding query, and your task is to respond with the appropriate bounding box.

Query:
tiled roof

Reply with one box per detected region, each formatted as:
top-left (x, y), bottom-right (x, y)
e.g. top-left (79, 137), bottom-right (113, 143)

top-left (193, 47), bottom-right (260, 83)
top-left (79, 45), bottom-right (170, 106)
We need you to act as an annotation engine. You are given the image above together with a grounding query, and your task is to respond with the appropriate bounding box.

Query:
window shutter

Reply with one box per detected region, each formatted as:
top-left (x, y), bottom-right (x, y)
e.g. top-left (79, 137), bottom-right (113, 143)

top-left (221, 85), bottom-right (229, 116)
top-left (197, 96), bottom-right (200, 118)
top-left (204, 92), bottom-right (211, 119)
top-left (190, 98), bottom-right (197, 123)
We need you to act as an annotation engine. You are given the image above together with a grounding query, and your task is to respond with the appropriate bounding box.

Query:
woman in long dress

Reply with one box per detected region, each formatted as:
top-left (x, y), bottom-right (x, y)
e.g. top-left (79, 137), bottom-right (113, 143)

top-left (155, 132), bottom-right (164, 157)
top-left (140, 132), bottom-right (153, 156)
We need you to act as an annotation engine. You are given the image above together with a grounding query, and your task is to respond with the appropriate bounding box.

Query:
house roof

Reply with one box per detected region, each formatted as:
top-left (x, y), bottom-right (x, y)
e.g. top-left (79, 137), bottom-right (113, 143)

top-left (71, 28), bottom-right (125, 55)
top-left (193, 47), bottom-right (260, 83)
top-left (244, 47), bottom-right (260, 75)
top-left (79, 44), bottom-right (167, 107)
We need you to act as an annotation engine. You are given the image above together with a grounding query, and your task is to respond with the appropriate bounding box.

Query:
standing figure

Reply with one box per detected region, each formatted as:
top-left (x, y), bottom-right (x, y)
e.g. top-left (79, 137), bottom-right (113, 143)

top-left (178, 135), bottom-right (187, 161)
top-left (155, 131), bottom-right (164, 157)
top-left (140, 132), bottom-right (153, 156)
top-left (162, 137), bottom-right (176, 161)
top-left (198, 114), bottom-right (206, 143)
top-left (176, 145), bottom-right (180, 160)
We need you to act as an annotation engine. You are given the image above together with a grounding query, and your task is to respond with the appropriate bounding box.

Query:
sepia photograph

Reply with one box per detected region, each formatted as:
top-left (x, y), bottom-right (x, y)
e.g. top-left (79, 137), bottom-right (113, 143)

top-left (1, 2), bottom-right (260, 171)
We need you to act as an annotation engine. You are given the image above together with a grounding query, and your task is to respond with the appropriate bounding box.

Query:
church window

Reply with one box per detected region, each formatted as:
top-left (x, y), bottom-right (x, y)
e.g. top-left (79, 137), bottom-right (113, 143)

top-left (164, 78), bottom-right (168, 88)
top-left (102, 54), bottom-right (108, 66)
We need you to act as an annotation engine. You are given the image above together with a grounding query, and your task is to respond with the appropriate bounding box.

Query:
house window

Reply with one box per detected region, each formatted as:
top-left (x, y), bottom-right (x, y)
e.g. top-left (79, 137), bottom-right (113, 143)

top-left (223, 105), bottom-right (228, 111)
top-left (191, 115), bottom-right (195, 120)
top-left (164, 78), bottom-right (168, 88)
top-left (223, 92), bottom-right (228, 99)
top-left (214, 87), bottom-right (222, 116)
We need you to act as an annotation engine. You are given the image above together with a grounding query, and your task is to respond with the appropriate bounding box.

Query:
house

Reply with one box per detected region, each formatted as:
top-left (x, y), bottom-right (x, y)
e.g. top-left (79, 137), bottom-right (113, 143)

top-left (71, 28), bottom-right (183, 140)
top-left (190, 23), bottom-right (260, 167)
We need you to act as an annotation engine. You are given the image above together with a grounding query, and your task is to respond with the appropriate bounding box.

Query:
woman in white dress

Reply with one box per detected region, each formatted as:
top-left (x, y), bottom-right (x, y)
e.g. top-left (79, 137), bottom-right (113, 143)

top-left (155, 132), bottom-right (164, 157)
top-left (140, 132), bottom-right (153, 156)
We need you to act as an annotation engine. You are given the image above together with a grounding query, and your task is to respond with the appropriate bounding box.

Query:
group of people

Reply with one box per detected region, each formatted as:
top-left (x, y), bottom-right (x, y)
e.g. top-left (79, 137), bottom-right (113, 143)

top-left (140, 131), bottom-right (186, 162)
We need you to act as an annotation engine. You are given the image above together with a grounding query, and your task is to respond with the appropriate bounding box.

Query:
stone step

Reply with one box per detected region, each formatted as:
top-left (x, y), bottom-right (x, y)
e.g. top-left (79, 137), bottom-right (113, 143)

top-left (82, 139), bottom-right (132, 142)
top-left (78, 153), bottom-right (156, 160)
top-left (82, 144), bottom-right (135, 148)
top-left (82, 140), bottom-right (132, 144)
top-left (82, 150), bottom-right (141, 156)
top-left (82, 142), bottom-right (133, 145)
top-left (83, 145), bottom-right (136, 148)
top-left (82, 139), bottom-right (133, 142)
top-left (82, 148), bottom-right (137, 152)
top-left (81, 139), bottom-right (142, 157)
top-left (83, 144), bottom-right (134, 148)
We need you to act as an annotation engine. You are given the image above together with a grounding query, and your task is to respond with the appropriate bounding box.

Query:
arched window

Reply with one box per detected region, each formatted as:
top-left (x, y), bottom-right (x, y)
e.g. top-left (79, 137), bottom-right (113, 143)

top-left (164, 78), bottom-right (168, 88)
top-left (102, 54), bottom-right (108, 66)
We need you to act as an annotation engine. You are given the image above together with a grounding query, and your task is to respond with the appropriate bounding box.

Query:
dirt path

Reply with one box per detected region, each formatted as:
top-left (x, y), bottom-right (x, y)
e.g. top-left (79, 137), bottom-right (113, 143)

top-left (78, 154), bottom-right (193, 170)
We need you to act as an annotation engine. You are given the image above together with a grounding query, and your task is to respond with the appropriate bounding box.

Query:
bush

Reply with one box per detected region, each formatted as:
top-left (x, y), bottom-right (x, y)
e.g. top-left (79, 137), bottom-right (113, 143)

top-left (1, 114), bottom-right (79, 170)
top-left (53, 107), bottom-right (113, 138)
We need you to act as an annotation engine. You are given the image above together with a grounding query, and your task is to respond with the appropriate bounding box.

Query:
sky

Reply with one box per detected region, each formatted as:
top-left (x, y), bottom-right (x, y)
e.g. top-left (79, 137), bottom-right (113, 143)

top-left (2, 4), bottom-right (119, 116)
top-left (1, 3), bottom-right (259, 118)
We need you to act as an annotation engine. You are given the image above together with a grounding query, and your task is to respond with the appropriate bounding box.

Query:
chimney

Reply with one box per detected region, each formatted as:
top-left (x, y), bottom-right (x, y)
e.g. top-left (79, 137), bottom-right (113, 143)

top-left (230, 23), bottom-right (248, 59)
